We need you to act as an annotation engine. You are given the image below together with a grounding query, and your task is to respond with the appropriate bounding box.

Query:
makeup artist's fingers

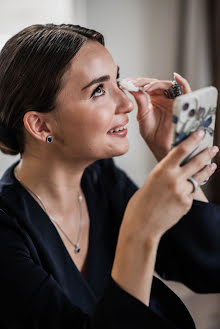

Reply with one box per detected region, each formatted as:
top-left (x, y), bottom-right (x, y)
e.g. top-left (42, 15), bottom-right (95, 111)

top-left (173, 72), bottom-right (192, 94)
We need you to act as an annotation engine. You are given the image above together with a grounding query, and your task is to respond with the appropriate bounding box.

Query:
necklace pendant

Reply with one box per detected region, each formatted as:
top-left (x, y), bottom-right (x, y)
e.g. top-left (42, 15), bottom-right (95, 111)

top-left (74, 244), bottom-right (80, 254)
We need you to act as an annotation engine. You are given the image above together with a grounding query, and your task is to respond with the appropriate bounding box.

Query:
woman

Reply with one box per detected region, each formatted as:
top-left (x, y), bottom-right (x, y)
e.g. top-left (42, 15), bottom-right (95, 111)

top-left (0, 24), bottom-right (219, 329)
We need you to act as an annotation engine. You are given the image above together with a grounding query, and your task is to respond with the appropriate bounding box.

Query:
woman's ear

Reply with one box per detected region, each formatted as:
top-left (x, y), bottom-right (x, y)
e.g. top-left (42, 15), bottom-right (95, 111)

top-left (23, 111), bottom-right (52, 142)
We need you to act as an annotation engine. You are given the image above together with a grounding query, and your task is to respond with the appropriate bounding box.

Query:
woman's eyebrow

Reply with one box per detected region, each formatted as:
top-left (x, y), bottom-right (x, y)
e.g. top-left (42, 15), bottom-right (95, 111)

top-left (81, 75), bottom-right (110, 91)
top-left (81, 65), bottom-right (120, 91)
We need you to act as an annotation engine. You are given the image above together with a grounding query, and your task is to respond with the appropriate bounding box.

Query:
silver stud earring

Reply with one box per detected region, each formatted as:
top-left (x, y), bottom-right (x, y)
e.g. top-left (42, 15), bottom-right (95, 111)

top-left (46, 136), bottom-right (53, 143)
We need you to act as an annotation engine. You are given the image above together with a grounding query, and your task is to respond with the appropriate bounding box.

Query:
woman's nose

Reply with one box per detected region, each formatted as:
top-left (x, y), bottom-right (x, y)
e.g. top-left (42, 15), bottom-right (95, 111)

top-left (115, 89), bottom-right (134, 114)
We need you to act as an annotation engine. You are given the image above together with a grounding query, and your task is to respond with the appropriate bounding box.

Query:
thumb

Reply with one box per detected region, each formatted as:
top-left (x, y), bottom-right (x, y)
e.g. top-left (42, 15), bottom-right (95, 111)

top-left (129, 90), bottom-right (150, 121)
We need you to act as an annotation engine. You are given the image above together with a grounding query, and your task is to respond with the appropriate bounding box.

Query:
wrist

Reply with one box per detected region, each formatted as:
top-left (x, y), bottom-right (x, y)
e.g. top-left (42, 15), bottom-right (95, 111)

top-left (112, 230), bottom-right (160, 306)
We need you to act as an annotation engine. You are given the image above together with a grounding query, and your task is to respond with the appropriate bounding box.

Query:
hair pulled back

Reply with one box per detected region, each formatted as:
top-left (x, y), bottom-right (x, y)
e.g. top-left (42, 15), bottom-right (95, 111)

top-left (0, 24), bottom-right (104, 155)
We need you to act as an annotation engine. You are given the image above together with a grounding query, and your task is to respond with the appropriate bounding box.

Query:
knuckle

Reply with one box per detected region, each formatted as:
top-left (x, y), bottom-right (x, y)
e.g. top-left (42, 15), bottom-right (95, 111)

top-left (166, 168), bottom-right (176, 182)
top-left (168, 179), bottom-right (177, 192)
top-left (177, 143), bottom-right (188, 155)
top-left (175, 188), bottom-right (185, 202)
top-left (193, 131), bottom-right (202, 142)
top-left (182, 198), bottom-right (190, 210)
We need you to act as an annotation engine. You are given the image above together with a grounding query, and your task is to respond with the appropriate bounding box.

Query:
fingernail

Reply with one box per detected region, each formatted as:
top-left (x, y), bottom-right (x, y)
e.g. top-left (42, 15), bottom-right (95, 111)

top-left (212, 146), bottom-right (219, 154)
top-left (210, 163), bottom-right (217, 170)
top-left (197, 129), bottom-right (205, 138)
top-left (173, 72), bottom-right (182, 78)
top-left (143, 83), bottom-right (151, 90)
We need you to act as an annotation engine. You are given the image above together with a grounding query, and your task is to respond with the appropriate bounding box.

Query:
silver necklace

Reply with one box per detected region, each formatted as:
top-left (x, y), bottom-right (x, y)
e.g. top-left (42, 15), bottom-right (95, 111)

top-left (14, 169), bottom-right (83, 254)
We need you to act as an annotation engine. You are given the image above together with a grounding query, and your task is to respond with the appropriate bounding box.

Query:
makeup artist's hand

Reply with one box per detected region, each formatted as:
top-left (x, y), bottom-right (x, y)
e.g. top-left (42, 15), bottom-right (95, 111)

top-left (129, 73), bottom-right (192, 162)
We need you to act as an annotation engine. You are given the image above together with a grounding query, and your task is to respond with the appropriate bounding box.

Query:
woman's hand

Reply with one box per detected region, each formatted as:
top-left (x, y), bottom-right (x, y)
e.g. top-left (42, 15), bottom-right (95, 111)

top-left (112, 130), bottom-right (218, 306)
top-left (128, 73), bottom-right (191, 161)
top-left (121, 129), bottom-right (218, 240)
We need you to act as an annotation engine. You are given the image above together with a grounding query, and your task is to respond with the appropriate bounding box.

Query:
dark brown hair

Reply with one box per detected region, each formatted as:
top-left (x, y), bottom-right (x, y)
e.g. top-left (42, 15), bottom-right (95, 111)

top-left (0, 24), bottom-right (104, 155)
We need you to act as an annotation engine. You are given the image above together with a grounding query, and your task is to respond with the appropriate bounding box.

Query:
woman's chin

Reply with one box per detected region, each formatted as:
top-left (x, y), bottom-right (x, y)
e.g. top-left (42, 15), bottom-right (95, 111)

top-left (108, 141), bottom-right (130, 157)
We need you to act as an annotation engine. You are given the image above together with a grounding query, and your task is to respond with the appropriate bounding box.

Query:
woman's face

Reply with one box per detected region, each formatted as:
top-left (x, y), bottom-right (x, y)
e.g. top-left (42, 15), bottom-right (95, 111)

top-left (53, 41), bottom-right (134, 162)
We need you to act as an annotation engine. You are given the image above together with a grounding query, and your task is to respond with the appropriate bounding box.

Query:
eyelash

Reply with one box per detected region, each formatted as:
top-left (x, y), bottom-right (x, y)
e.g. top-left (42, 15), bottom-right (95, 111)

top-left (91, 84), bottom-right (105, 98)
top-left (91, 79), bottom-right (121, 99)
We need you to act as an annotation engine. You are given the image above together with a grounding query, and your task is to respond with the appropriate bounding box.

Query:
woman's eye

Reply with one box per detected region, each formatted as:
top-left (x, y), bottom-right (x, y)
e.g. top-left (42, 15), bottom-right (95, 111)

top-left (91, 84), bottom-right (105, 98)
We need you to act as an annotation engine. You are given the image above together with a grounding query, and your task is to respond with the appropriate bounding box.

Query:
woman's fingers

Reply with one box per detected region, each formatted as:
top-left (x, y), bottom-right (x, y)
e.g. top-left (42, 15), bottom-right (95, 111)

top-left (129, 90), bottom-right (150, 121)
top-left (183, 145), bottom-right (219, 178)
top-left (173, 72), bottom-right (192, 94)
top-left (192, 163), bottom-right (217, 186)
top-left (124, 73), bottom-right (192, 95)
top-left (166, 128), bottom-right (218, 192)
top-left (131, 78), bottom-right (157, 86)
top-left (185, 163), bottom-right (217, 194)
top-left (127, 78), bottom-right (172, 93)
top-left (168, 130), bottom-right (207, 167)
top-left (143, 80), bottom-right (172, 93)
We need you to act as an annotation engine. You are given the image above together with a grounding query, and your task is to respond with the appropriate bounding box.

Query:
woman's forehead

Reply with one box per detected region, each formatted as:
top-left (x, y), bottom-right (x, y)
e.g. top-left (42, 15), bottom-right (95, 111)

top-left (58, 41), bottom-right (117, 98)
top-left (64, 42), bottom-right (116, 85)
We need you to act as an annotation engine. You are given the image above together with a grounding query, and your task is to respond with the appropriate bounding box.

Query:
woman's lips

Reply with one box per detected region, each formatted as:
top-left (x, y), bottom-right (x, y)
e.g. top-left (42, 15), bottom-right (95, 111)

top-left (107, 128), bottom-right (128, 137)
top-left (108, 119), bottom-right (129, 131)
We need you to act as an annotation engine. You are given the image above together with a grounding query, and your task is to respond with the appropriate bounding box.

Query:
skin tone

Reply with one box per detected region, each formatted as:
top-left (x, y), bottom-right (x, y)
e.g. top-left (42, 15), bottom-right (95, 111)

top-left (15, 40), bottom-right (218, 306)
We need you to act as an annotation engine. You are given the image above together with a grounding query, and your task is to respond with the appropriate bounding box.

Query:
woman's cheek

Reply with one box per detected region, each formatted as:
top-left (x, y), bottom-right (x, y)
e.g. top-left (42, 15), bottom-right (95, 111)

top-left (92, 104), bottom-right (115, 132)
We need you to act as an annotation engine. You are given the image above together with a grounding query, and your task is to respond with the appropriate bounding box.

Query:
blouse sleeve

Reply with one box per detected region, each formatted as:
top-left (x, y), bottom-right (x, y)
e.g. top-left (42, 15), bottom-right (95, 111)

top-left (155, 200), bottom-right (220, 293)
top-left (0, 198), bottom-right (176, 328)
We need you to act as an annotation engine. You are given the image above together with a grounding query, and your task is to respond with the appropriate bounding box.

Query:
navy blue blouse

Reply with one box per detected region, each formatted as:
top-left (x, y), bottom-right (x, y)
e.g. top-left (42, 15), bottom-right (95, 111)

top-left (0, 158), bottom-right (219, 328)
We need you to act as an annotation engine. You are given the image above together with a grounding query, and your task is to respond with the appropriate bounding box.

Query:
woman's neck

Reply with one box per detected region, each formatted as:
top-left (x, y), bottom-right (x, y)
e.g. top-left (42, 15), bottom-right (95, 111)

top-left (14, 154), bottom-right (92, 221)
